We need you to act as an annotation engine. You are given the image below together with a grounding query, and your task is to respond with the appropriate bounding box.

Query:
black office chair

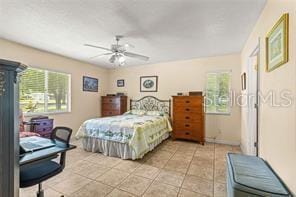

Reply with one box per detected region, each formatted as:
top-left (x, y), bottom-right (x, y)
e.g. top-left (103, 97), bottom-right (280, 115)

top-left (20, 127), bottom-right (73, 197)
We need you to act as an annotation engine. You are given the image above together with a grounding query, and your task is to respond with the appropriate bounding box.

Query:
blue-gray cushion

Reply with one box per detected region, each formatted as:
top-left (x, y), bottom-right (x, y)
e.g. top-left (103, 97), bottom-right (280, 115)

top-left (227, 153), bottom-right (290, 196)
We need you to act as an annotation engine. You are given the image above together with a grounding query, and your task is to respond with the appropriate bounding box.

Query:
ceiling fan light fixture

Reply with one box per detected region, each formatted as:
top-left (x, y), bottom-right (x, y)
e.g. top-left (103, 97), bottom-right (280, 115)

top-left (116, 54), bottom-right (126, 66)
top-left (119, 61), bottom-right (125, 66)
top-left (85, 35), bottom-right (149, 67)
top-left (118, 55), bottom-right (125, 63)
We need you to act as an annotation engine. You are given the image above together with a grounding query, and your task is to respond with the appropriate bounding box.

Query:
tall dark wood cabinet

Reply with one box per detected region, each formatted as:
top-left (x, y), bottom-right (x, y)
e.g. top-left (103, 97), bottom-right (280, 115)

top-left (0, 59), bottom-right (27, 197)
top-left (172, 95), bottom-right (205, 145)
top-left (101, 96), bottom-right (127, 117)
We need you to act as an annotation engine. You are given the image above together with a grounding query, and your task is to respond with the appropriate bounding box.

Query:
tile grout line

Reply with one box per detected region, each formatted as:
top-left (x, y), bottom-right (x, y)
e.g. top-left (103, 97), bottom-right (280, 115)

top-left (148, 142), bottom-right (182, 196)
top-left (52, 157), bottom-right (118, 196)
top-left (181, 143), bottom-right (217, 197)
top-left (176, 142), bottom-right (195, 196)
top-left (150, 142), bottom-right (181, 196)
top-left (23, 140), bottom-right (235, 197)
top-left (113, 187), bottom-right (137, 197)
top-left (106, 142), bottom-right (174, 195)
top-left (141, 177), bottom-right (158, 196)
top-left (115, 173), bottom-right (153, 196)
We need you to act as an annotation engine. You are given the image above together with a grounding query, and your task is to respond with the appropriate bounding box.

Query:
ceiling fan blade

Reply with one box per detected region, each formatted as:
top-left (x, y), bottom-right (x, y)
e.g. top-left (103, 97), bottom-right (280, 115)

top-left (124, 43), bottom-right (135, 48)
top-left (89, 53), bottom-right (113, 59)
top-left (84, 44), bottom-right (112, 51)
top-left (124, 51), bottom-right (149, 61)
top-left (109, 54), bottom-right (116, 63)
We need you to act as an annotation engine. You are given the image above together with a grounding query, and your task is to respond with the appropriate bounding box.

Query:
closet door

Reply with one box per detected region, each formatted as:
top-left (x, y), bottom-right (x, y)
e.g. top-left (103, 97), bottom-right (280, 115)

top-left (0, 59), bottom-right (26, 197)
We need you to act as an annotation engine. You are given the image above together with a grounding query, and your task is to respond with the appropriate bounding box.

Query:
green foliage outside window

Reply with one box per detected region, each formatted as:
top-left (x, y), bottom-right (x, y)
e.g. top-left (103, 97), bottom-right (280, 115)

top-left (206, 71), bottom-right (231, 114)
top-left (19, 68), bottom-right (70, 114)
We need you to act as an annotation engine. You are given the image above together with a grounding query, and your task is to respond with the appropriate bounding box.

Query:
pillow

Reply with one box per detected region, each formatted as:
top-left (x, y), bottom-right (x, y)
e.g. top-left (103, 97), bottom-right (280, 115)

top-left (125, 110), bottom-right (146, 115)
top-left (145, 111), bottom-right (164, 116)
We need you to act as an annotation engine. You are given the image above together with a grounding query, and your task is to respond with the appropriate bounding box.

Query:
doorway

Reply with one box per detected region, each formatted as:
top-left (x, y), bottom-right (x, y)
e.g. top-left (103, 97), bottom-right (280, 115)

top-left (247, 41), bottom-right (260, 156)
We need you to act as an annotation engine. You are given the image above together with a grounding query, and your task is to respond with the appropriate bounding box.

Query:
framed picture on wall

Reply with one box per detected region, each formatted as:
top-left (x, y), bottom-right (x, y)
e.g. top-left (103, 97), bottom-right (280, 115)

top-left (241, 72), bottom-right (246, 90)
top-left (140, 76), bottom-right (158, 92)
top-left (117, 79), bottom-right (125, 87)
top-left (266, 13), bottom-right (289, 72)
top-left (83, 76), bottom-right (98, 92)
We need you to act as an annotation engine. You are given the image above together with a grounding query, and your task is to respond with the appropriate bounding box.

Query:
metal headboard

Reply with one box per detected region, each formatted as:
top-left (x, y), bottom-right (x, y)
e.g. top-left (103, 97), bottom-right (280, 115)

top-left (130, 96), bottom-right (171, 116)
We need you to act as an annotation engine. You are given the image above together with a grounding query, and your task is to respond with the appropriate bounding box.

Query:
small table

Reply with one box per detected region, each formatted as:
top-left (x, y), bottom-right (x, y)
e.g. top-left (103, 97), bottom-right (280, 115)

top-left (20, 142), bottom-right (76, 167)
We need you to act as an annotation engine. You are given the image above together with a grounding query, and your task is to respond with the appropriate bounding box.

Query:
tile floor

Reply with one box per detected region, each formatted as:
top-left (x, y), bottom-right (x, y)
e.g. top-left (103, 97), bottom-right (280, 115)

top-left (20, 139), bottom-right (241, 197)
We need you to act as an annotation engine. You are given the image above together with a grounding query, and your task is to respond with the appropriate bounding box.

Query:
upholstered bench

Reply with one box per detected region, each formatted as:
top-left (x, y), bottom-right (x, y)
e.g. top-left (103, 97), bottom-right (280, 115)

top-left (226, 153), bottom-right (291, 196)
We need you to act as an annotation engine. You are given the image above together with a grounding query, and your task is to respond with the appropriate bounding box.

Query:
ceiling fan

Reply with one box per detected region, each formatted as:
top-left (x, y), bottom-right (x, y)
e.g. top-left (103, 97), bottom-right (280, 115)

top-left (84, 35), bottom-right (149, 66)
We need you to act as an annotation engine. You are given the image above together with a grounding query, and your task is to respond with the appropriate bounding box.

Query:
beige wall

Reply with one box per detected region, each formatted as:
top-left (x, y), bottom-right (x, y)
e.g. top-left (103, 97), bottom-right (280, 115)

top-left (0, 38), bottom-right (109, 134)
top-left (241, 0), bottom-right (296, 193)
top-left (108, 54), bottom-right (241, 145)
top-left (2, 1), bottom-right (295, 190)
top-left (0, 37), bottom-right (241, 144)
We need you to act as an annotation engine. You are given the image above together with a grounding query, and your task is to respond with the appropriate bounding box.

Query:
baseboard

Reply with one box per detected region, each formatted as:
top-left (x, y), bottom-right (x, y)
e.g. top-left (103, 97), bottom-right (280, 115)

top-left (239, 143), bottom-right (247, 154)
top-left (205, 138), bottom-right (240, 146)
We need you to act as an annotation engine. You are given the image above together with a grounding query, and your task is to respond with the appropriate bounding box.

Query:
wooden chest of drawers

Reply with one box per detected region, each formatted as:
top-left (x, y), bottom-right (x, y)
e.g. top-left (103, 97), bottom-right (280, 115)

top-left (172, 96), bottom-right (205, 144)
top-left (101, 96), bottom-right (127, 117)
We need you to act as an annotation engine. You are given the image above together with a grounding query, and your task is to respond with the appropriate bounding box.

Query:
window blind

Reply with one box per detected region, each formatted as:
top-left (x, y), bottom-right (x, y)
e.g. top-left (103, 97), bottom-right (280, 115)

top-left (205, 71), bottom-right (231, 114)
top-left (19, 67), bottom-right (71, 114)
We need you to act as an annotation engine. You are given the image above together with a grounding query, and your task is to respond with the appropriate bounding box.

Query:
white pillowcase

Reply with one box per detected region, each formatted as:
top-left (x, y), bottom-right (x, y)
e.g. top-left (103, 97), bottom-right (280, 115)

top-left (145, 111), bottom-right (164, 116)
top-left (125, 110), bottom-right (146, 115)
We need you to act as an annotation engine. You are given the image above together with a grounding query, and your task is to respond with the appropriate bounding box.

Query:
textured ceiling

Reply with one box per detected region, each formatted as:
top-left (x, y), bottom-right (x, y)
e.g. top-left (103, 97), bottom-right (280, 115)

top-left (0, 0), bottom-right (266, 68)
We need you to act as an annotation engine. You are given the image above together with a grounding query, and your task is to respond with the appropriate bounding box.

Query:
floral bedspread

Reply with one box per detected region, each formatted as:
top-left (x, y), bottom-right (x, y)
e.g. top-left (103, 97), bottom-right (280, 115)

top-left (76, 114), bottom-right (172, 157)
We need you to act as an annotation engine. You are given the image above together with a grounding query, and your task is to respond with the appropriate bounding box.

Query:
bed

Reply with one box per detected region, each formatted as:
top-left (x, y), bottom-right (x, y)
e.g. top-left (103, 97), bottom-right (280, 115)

top-left (76, 96), bottom-right (172, 160)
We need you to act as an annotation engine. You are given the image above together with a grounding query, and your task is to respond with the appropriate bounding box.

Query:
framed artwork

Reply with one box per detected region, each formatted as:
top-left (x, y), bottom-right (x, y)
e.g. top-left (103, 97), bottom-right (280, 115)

top-left (117, 79), bottom-right (125, 87)
top-left (241, 73), bottom-right (246, 90)
top-left (83, 76), bottom-right (98, 92)
top-left (266, 13), bottom-right (289, 72)
top-left (140, 76), bottom-right (158, 92)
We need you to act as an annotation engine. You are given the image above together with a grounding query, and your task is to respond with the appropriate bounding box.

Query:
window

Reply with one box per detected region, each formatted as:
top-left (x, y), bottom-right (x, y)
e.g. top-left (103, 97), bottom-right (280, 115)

top-left (19, 67), bottom-right (71, 115)
top-left (205, 71), bottom-right (231, 114)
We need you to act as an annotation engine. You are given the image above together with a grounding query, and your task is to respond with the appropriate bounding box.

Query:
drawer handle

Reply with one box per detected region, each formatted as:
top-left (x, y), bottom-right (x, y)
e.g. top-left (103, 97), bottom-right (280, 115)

top-left (186, 100), bottom-right (190, 103)
top-left (109, 99), bottom-right (112, 102)
top-left (185, 124), bottom-right (190, 127)
top-left (43, 128), bottom-right (46, 131)
top-left (185, 116), bottom-right (190, 119)
top-left (185, 108), bottom-right (190, 111)
top-left (43, 122), bottom-right (47, 125)
top-left (185, 132), bottom-right (190, 135)
top-left (109, 112), bottom-right (112, 114)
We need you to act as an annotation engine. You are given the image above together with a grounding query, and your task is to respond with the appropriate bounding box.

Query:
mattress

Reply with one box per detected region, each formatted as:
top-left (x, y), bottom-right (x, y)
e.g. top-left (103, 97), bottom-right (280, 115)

top-left (76, 114), bottom-right (172, 159)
